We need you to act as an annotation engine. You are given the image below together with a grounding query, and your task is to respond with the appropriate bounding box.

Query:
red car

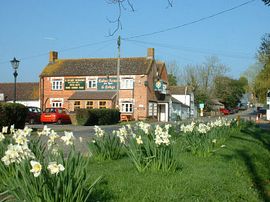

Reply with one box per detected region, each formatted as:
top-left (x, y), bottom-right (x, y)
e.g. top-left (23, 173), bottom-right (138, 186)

top-left (219, 108), bottom-right (229, 115)
top-left (40, 108), bottom-right (71, 124)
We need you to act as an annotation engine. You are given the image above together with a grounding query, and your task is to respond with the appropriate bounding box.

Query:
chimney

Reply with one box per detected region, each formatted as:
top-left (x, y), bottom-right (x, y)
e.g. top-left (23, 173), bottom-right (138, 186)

top-left (49, 51), bottom-right (58, 63)
top-left (147, 48), bottom-right (154, 59)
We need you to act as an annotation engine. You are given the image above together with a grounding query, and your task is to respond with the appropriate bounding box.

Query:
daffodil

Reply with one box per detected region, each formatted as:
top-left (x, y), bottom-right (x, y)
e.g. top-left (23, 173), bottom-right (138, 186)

top-left (47, 162), bottom-right (65, 175)
top-left (30, 161), bottom-right (42, 177)
top-left (2, 126), bottom-right (8, 134)
top-left (61, 131), bottom-right (75, 145)
top-left (136, 136), bottom-right (143, 144)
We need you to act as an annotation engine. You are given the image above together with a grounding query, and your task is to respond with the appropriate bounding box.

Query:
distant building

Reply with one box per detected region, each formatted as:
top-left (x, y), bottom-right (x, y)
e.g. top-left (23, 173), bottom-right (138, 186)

top-left (39, 48), bottom-right (175, 121)
top-left (0, 82), bottom-right (40, 107)
top-left (169, 86), bottom-right (196, 118)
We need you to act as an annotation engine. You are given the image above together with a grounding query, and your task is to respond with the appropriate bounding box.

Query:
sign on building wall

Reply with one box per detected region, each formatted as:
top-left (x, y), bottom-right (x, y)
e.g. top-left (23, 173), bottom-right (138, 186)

top-left (154, 80), bottom-right (167, 94)
top-left (64, 78), bottom-right (85, 90)
top-left (97, 77), bottom-right (118, 90)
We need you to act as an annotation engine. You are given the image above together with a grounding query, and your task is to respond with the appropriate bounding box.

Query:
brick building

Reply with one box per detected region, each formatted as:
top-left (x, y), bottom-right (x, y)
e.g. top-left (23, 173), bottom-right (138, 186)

top-left (39, 48), bottom-right (170, 121)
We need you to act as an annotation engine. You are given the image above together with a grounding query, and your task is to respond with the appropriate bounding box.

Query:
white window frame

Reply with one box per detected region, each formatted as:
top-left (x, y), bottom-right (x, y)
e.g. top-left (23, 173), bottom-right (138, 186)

top-left (51, 79), bottom-right (63, 90)
top-left (148, 102), bottom-right (157, 116)
top-left (50, 98), bottom-right (63, 108)
top-left (120, 78), bottom-right (134, 89)
top-left (88, 79), bottom-right (97, 88)
top-left (121, 102), bottom-right (133, 113)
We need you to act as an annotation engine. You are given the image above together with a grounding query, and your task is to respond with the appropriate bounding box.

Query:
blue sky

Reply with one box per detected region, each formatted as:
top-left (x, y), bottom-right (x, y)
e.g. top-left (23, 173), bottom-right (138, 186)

top-left (0, 0), bottom-right (269, 82)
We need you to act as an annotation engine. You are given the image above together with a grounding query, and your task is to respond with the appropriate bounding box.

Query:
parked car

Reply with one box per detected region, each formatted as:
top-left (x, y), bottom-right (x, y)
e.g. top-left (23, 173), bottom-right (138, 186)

top-left (25, 106), bottom-right (41, 124)
top-left (219, 108), bottom-right (229, 115)
top-left (40, 108), bottom-right (71, 124)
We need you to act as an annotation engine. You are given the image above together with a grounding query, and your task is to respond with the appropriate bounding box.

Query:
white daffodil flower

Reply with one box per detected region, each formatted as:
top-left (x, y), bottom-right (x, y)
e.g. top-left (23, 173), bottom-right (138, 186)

top-left (47, 162), bottom-right (65, 175)
top-left (30, 160), bottom-right (42, 177)
top-left (61, 131), bottom-right (75, 145)
top-left (2, 126), bottom-right (8, 134)
top-left (136, 136), bottom-right (143, 144)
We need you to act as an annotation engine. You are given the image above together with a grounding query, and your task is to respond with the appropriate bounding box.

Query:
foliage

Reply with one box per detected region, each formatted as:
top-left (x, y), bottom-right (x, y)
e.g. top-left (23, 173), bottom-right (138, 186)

top-left (75, 108), bottom-right (120, 126)
top-left (213, 76), bottom-right (246, 108)
top-left (89, 126), bottom-right (123, 161)
top-left (168, 73), bottom-right (177, 86)
top-left (254, 33), bottom-right (270, 102)
top-left (0, 126), bottom-right (101, 201)
top-left (254, 62), bottom-right (270, 103)
top-left (0, 103), bottom-right (28, 130)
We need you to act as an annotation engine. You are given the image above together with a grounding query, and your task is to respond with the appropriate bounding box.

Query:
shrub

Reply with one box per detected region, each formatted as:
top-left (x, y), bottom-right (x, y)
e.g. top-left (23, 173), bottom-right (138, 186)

top-left (0, 103), bottom-right (28, 130)
top-left (75, 108), bottom-right (120, 126)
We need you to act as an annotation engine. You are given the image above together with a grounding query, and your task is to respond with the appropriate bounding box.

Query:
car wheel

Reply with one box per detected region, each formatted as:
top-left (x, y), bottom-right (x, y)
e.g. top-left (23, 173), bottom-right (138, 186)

top-left (57, 119), bottom-right (62, 125)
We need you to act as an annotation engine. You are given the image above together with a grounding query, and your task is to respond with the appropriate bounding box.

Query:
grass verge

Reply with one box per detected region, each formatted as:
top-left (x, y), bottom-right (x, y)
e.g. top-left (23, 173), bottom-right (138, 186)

top-left (87, 122), bottom-right (270, 201)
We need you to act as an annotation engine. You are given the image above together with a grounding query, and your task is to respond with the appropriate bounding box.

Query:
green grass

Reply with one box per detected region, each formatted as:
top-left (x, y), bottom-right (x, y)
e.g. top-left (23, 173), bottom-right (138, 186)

top-left (87, 122), bottom-right (270, 201)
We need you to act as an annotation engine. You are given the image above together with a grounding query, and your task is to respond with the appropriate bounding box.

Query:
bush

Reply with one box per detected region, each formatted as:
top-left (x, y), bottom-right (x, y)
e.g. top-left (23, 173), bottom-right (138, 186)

top-left (75, 108), bottom-right (120, 126)
top-left (0, 103), bottom-right (28, 130)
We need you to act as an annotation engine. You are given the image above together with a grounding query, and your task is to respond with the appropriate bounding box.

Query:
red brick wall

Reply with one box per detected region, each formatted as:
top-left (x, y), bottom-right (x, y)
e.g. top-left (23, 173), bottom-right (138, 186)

top-left (40, 62), bottom-right (168, 120)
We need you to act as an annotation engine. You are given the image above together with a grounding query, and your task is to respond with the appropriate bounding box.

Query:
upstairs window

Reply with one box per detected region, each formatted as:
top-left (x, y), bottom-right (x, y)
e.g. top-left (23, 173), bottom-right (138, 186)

top-left (52, 80), bottom-right (63, 90)
top-left (88, 80), bottom-right (97, 88)
top-left (120, 78), bottom-right (134, 89)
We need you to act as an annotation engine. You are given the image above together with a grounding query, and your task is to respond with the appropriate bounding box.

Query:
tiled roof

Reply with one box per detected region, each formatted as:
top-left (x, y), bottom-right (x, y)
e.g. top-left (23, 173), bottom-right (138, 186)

top-left (169, 86), bottom-right (193, 95)
top-left (40, 57), bottom-right (153, 77)
top-left (68, 91), bottom-right (117, 100)
top-left (0, 82), bottom-right (39, 101)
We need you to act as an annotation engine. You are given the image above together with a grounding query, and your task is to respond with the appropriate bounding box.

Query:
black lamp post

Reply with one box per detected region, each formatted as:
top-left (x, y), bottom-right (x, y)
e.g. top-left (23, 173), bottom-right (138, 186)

top-left (10, 57), bottom-right (20, 103)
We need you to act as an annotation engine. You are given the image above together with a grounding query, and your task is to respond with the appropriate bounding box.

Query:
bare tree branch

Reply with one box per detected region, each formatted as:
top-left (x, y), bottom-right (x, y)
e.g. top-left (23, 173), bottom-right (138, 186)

top-left (106, 0), bottom-right (135, 36)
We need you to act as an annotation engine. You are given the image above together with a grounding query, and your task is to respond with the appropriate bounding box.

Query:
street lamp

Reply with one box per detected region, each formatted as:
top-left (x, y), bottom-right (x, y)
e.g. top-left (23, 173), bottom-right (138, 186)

top-left (10, 57), bottom-right (20, 103)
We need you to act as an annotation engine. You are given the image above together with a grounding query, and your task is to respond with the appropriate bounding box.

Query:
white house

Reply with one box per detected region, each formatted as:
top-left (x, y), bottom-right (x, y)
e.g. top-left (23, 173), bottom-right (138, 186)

top-left (169, 86), bottom-right (197, 118)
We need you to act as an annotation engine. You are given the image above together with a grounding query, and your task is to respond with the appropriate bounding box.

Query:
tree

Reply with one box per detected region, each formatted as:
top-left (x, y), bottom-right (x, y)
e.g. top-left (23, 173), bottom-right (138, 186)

top-left (213, 76), bottom-right (246, 108)
top-left (254, 33), bottom-right (270, 102)
top-left (106, 0), bottom-right (173, 35)
top-left (262, 0), bottom-right (270, 6)
top-left (168, 74), bottom-right (177, 86)
top-left (166, 61), bottom-right (180, 86)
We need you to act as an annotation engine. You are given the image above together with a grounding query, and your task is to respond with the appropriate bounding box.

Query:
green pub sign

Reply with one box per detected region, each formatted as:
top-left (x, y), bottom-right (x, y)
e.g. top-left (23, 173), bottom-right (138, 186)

top-left (97, 77), bottom-right (118, 90)
top-left (64, 78), bottom-right (85, 90)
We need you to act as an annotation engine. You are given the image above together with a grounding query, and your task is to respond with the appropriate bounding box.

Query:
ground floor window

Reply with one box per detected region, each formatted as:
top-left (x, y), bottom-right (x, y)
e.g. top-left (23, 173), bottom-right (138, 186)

top-left (86, 101), bottom-right (94, 109)
top-left (121, 102), bottom-right (133, 113)
top-left (52, 102), bottom-right (62, 108)
top-left (74, 101), bottom-right (80, 109)
top-left (148, 102), bottom-right (157, 116)
top-left (99, 101), bottom-right (106, 109)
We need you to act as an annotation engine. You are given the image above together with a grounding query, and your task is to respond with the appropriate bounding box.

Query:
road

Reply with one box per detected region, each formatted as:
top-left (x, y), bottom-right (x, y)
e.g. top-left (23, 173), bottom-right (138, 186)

top-left (27, 108), bottom-right (268, 154)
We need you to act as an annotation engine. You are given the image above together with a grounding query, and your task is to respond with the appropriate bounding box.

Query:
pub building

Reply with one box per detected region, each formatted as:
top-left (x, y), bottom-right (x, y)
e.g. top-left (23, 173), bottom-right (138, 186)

top-left (39, 48), bottom-right (171, 121)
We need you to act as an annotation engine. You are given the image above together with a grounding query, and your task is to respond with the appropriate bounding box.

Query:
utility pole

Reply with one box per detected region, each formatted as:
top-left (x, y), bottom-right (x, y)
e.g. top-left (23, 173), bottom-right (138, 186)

top-left (116, 35), bottom-right (121, 108)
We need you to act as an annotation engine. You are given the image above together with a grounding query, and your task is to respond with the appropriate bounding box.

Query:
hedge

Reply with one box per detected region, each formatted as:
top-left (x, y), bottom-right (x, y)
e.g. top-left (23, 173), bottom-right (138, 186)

top-left (75, 108), bottom-right (120, 126)
top-left (0, 103), bottom-right (28, 130)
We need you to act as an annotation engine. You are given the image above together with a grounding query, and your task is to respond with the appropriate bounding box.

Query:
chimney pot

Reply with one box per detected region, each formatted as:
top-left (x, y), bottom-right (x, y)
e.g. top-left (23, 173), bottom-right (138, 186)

top-left (49, 51), bottom-right (58, 63)
top-left (147, 48), bottom-right (154, 59)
